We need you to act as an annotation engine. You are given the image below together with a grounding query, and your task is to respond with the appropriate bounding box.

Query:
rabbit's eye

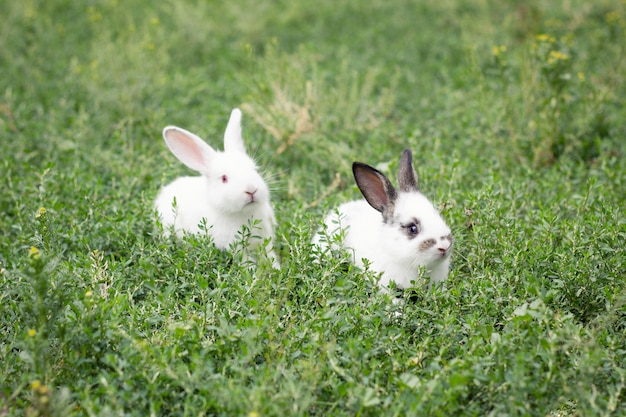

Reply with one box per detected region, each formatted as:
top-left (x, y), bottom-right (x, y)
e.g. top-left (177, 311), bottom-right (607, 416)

top-left (221, 175), bottom-right (228, 184)
top-left (402, 220), bottom-right (421, 238)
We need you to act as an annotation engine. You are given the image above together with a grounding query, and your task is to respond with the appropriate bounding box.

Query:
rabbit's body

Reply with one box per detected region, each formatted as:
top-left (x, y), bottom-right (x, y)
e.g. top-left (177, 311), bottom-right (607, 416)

top-left (155, 176), bottom-right (276, 249)
top-left (314, 149), bottom-right (452, 291)
top-left (155, 109), bottom-right (279, 267)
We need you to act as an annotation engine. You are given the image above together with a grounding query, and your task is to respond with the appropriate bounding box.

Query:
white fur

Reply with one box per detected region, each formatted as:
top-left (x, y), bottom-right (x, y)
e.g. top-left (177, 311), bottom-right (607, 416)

top-left (313, 150), bottom-right (452, 292)
top-left (155, 108), bottom-right (279, 267)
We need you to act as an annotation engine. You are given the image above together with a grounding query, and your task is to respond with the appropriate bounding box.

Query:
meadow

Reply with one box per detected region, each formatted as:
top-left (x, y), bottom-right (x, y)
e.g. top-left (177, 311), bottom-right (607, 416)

top-left (1, 0), bottom-right (625, 415)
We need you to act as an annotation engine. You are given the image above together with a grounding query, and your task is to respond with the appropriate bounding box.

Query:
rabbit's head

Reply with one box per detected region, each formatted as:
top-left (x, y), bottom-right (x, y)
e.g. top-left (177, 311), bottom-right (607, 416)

top-left (162, 109), bottom-right (270, 215)
top-left (353, 149), bottom-right (453, 270)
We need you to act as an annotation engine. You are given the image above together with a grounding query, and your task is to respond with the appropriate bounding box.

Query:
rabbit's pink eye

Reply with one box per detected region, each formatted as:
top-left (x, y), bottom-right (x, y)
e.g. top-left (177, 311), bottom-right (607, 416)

top-left (221, 175), bottom-right (228, 183)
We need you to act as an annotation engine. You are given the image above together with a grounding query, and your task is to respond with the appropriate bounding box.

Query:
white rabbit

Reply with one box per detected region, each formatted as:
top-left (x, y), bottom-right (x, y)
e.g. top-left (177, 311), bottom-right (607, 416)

top-left (155, 108), bottom-right (279, 268)
top-left (313, 149), bottom-right (452, 292)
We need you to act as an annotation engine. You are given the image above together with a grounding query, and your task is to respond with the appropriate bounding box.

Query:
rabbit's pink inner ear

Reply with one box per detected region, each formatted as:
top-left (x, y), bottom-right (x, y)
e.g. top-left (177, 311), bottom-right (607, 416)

top-left (164, 129), bottom-right (208, 172)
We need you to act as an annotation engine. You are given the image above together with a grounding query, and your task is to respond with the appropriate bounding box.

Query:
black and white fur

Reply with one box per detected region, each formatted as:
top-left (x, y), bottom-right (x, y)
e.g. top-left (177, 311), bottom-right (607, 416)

top-left (314, 149), bottom-right (452, 291)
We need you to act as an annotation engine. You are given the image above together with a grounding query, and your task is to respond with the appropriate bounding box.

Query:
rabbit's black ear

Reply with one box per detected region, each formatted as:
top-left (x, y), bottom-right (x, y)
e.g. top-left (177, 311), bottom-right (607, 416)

top-left (352, 162), bottom-right (397, 220)
top-left (398, 149), bottom-right (419, 192)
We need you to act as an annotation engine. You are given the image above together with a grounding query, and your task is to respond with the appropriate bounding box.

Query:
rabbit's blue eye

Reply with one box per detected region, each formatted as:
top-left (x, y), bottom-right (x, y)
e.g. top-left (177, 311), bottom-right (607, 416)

top-left (221, 175), bottom-right (228, 183)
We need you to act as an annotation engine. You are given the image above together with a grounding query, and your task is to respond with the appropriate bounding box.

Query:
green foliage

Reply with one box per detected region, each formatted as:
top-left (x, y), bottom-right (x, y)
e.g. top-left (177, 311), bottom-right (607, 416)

top-left (1, 0), bottom-right (625, 416)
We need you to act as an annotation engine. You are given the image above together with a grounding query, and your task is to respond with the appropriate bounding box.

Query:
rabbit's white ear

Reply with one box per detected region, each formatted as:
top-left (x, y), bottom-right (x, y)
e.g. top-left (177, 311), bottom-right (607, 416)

top-left (223, 108), bottom-right (247, 154)
top-left (162, 126), bottom-right (216, 173)
top-left (398, 149), bottom-right (419, 192)
top-left (352, 162), bottom-right (398, 214)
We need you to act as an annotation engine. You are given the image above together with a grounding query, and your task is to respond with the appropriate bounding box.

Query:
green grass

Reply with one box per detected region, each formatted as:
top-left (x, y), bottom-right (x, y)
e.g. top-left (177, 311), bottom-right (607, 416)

top-left (1, 0), bottom-right (625, 415)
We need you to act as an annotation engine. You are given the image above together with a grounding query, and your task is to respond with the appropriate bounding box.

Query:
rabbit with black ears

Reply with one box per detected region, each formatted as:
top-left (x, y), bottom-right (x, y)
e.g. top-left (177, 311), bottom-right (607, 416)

top-left (155, 108), bottom-right (279, 268)
top-left (313, 149), bottom-right (452, 292)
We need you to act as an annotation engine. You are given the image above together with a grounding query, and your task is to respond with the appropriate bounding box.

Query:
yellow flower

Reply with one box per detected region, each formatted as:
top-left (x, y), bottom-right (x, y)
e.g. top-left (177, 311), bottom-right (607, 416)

top-left (547, 50), bottom-right (568, 64)
top-left (535, 34), bottom-right (556, 43)
top-left (24, 5), bottom-right (36, 20)
top-left (605, 11), bottom-right (620, 24)
top-left (28, 247), bottom-right (40, 259)
top-left (87, 6), bottom-right (102, 23)
top-left (577, 72), bottom-right (585, 81)
top-left (248, 412), bottom-right (260, 417)
top-left (492, 45), bottom-right (507, 57)
top-left (85, 290), bottom-right (93, 297)
top-left (28, 329), bottom-right (37, 337)
top-left (36, 207), bottom-right (46, 218)
top-left (30, 380), bottom-right (50, 397)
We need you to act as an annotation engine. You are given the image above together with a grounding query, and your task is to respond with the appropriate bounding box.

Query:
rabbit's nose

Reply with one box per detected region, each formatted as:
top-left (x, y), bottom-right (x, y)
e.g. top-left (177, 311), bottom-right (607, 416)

top-left (245, 189), bottom-right (257, 202)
